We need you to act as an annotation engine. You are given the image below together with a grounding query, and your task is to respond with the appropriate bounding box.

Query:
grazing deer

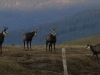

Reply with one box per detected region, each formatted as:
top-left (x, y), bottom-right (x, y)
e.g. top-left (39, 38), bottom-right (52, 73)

top-left (46, 29), bottom-right (56, 52)
top-left (23, 30), bottom-right (37, 50)
top-left (0, 27), bottom-right (8, 54)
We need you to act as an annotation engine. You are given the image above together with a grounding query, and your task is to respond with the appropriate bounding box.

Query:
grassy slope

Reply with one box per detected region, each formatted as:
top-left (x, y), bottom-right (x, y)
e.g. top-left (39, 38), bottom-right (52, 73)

top-left (64, 35), bottom-right (100, 46)
top-left (0, 43), bottom-right (100, 75)
top-left (1, 35), bottom-right (100, 75)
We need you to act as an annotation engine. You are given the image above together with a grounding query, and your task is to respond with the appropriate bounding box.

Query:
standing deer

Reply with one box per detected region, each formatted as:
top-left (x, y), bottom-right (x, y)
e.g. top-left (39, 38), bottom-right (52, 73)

top-left (46, 29), bottom-right (56, 52)
top-left (0, 27), bottom-right (8, 54)
top-left (86, 42), bottom-right (100, 62)
top-left (23, 29), bottom-right (37, 50)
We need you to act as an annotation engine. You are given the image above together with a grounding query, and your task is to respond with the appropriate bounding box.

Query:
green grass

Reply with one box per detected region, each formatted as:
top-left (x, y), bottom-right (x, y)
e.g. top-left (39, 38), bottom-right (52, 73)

top-left (64, 35), bottom-right (100, 46)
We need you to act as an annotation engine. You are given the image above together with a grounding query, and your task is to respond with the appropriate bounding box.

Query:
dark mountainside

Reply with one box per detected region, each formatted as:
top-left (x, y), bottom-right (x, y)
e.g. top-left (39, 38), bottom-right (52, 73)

top-left (0, 0), bottom-right (99, 31)
top-left (4, 6), bottom-right (100, 46)
top-left (0, 7), bottom-right (91, 31)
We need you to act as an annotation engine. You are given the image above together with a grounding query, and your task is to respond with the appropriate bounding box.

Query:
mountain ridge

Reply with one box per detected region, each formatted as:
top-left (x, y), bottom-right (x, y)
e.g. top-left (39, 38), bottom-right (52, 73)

top-left (3, 6), bottom-right (100, 45)
top-left (0, 0), bottom-right (100, 31)
top-left (64, 34), bottom-right (100, 46)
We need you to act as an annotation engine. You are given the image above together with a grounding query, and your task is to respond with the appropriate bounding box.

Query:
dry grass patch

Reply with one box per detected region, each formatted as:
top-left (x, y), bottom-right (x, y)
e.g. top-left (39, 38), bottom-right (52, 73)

top-left (0, 45), bottom-right (100, 75)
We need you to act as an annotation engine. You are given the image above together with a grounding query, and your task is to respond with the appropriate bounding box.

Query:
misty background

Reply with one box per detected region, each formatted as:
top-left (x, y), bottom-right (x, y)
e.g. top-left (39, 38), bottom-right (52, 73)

top-left (0, 0), bottom-right (100, 45)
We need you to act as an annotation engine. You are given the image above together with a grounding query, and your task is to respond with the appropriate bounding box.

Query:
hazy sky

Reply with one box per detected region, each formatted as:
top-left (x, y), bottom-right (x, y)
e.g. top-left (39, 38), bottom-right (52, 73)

top-left (0, 0), bottom-right (100, 11)
top-left (0, 0), bottom-right (97, 11)
top-left (0, 0), bottom-right (100, 31)
top-left (0, 0), bottom-right (69, 10)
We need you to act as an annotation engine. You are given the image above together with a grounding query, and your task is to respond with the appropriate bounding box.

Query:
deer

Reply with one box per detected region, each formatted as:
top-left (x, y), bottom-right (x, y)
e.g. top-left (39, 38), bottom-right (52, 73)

top-left (86, 42), bottom-right (100, 62)
top-left (0, 27), bottom-right (8, 54)
top-left (23, 29), bottom-right (37, 50)
top-left (46, 29), bottom-right (56, 52)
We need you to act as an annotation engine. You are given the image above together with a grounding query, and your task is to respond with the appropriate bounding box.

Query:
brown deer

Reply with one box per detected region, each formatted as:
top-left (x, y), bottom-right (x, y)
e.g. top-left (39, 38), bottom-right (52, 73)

top-left (0, 27), bottom-right (8, 54)
top-left (23, 30), bottom-right (37, 50)
top-left (46, 29), bottom-right (56, 52)
top-left (86, 42), bottom-right (100, 62)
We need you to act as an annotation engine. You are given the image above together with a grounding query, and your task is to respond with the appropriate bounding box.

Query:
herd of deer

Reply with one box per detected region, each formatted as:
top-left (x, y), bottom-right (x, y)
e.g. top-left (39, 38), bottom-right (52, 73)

top-left (0, 27), bottom-right (56, 53)
top-left (0, 27), bottom-right (100, 62)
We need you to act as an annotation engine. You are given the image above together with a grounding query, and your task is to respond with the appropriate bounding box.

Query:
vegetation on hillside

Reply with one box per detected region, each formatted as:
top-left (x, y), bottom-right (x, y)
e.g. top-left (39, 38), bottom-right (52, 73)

top-left (64, 35), bottom-right (100, 46)
top-left (4, 6), bottom-right (100, 45)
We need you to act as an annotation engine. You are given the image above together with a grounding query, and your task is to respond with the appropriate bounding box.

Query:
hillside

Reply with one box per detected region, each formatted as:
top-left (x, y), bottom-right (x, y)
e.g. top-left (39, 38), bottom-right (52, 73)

top-left (0, 45), bottom-right (100, 75)
top-left (0, 0), bottom-right (100, 31)
top-left (4, 6), bottom-right (100, 45)
top-left (64, 35), bottom-right (100, 46)
top-left (1, 32), bottom-right (100, 75)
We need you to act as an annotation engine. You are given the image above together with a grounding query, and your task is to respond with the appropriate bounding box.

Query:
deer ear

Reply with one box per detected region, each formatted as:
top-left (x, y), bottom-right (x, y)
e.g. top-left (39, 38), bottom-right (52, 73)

top-left (6, 27), bottom-right (8, 29)
top-left (3, 27), bottom-right (8, 30)
top-left (52, 28), bottom-right (56, 31)
top-left (33, 29), bottom-right (37, 32)
top-left (52, 28), bottom-right (53, 31)
top-left (35, 29), bottom-right (37, 31)
top-left (3, 27), bottom-right (6, 30)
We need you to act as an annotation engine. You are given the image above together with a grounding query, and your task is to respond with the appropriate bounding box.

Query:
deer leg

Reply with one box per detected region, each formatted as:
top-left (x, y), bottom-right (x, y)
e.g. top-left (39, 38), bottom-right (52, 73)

top-left (30, 41), bottom-right (31, 50)
top-left (49, 44), bottom-right (50, 51)
top-left (96, 54), bottom-right (99, 62)
top-left (24, 41), bottom-right (25, 49)
top-left (46, 42), bottom-right (48, 52)
top-left (53, 43), bottom-right (56, 52)
top-left (27, 41), bottom-right (29, 50)
top-left (0, 44), bottom-right (2, 54)
top-left (51, 43), bottom-right (52, 52)
top-left (96, 55), bottom-right (98, 59)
